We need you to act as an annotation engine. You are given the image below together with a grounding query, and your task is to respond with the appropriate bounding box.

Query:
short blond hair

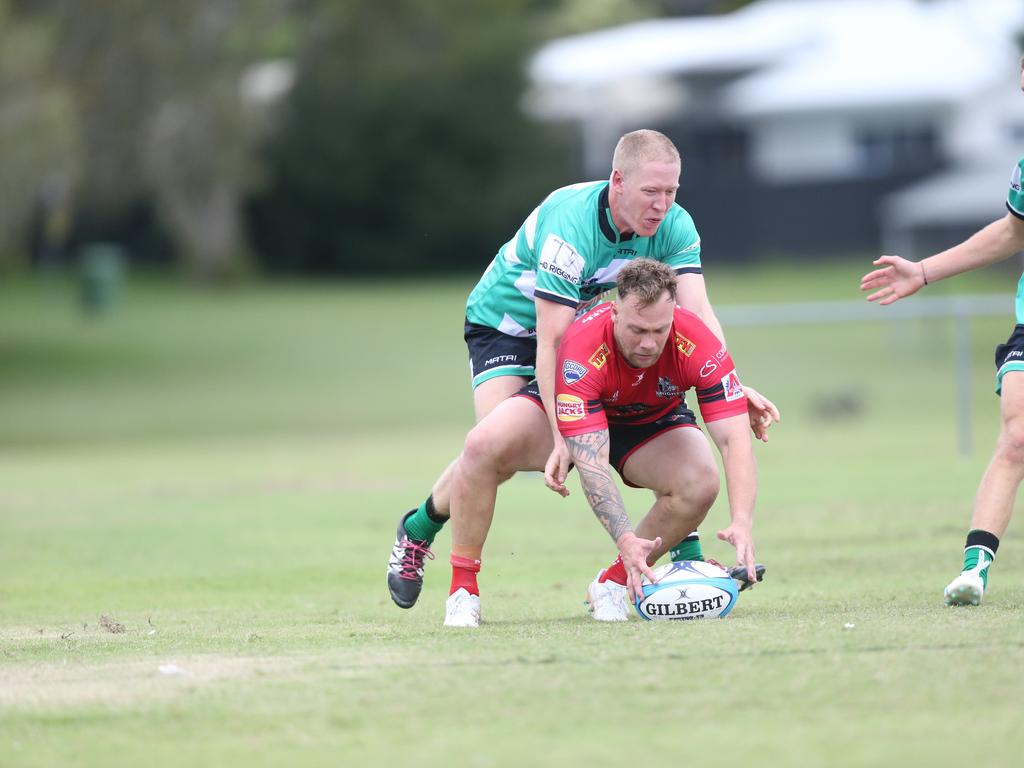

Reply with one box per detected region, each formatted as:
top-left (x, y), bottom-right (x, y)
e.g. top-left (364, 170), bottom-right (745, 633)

top-left (612, 130), bottom-right (681, 177)
top-left (616, 259), bottom-right (676, 308)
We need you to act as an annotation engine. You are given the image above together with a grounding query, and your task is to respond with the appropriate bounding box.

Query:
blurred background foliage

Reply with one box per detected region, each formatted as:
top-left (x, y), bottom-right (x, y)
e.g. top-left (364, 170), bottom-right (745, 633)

top-left (0, 0), bottom-right (742, 280)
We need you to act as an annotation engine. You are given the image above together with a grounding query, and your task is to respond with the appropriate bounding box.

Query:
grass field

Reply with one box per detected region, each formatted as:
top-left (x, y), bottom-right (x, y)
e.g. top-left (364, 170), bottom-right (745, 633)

top-left (2, 261), bottom-right (1023, 767)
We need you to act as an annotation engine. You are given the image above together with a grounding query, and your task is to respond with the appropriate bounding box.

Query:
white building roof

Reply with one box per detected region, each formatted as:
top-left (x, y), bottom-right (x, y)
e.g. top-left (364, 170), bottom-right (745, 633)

top-left (529, 0), bottom-right (1024, 119)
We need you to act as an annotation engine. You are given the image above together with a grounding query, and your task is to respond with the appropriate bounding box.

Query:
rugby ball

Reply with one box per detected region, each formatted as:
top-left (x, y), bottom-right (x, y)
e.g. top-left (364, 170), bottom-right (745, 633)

top-left (635, 560), bottom-right (738, 621)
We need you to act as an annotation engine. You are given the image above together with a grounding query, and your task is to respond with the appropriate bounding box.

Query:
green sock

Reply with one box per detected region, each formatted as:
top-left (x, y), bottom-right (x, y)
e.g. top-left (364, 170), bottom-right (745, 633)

top-left (403, 497), bottom-right (446, 544)
top-left (962, 546), bottom-right (994, 587)
top-left (961, 529), bottom-right (999, 587)
top-left (669, 533), bottom-right (704, 562)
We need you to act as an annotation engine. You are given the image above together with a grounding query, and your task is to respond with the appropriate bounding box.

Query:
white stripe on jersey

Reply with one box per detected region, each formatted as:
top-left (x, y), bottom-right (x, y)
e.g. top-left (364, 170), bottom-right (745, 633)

top-left (514, 270), bottom-right (537, 303)
top-left (497, 312), bottom-right (534, 337)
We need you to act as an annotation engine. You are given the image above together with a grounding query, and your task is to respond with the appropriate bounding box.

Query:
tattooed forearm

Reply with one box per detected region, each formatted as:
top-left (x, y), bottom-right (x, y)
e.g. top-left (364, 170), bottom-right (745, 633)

top-left (565, 431), bottom-right (632, 542)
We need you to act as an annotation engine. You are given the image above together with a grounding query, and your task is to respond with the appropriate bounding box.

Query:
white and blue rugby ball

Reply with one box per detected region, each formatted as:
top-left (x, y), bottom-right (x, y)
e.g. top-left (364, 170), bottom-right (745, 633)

top-left (635, 560), bottom-right (738, 621)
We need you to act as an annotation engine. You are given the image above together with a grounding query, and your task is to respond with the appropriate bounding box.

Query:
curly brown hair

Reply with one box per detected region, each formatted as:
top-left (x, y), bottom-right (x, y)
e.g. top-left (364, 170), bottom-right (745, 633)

top-left (616, 259), bottom-right (676, 308)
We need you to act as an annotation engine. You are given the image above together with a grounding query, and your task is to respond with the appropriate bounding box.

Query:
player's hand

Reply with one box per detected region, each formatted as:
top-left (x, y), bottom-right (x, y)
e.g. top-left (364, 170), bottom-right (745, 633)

top-left (860, 255), bottom-right (925, 305)
top-left (744, 386), bottom-right (780, 443)
top-left (717, 523), bottom-right (756, 584)
top-left (616, 532), bottom-right (662, 604)
top-left (543, 439), bottom-right (572, 498)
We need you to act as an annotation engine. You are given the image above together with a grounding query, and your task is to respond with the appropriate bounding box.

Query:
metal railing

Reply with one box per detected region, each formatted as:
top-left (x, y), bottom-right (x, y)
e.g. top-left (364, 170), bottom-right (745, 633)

top-left (718, 294), bottom-right (1013, 456)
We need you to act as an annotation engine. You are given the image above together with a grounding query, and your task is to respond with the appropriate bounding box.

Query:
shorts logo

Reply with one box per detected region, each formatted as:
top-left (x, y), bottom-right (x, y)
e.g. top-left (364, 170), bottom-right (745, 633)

top-left (562, 359), bottom-right (588, 385)
top-left (588, 343), bottom-right (611, 369)
top-left (675, 333), bottom-right (696, 357)
top-left (484, 354), bottom-right (518, 367)
top-left (699, 360), bottom-right (718, 377)
top-left (721, 370), bottom-right (744, 402)
top-left (556, 394), bottom-right (586, 422)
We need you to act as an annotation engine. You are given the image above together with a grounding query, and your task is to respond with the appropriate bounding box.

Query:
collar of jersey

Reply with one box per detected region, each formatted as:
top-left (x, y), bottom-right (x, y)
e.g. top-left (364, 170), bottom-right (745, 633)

top-left (598, 184), bottom-right (636, 244)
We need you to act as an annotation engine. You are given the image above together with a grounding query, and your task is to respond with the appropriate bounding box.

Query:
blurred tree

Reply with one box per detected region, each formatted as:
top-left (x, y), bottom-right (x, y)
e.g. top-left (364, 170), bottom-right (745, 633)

top-left (48, 0), bottom-right (296, 280)
top-left (248, 0), bottom-right (569, 274)
top-left (0, 0), bottom-right (78, 271)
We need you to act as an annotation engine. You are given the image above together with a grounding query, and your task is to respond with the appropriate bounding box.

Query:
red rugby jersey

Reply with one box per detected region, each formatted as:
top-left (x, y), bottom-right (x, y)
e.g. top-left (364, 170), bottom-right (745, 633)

top-left (554, 303), bottom-right (747, 436)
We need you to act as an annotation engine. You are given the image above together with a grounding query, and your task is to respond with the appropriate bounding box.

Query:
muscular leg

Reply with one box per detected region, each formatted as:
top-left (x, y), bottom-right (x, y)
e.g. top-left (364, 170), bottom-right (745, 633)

top-left (426, 375), bottom-right (531, 519)
top-left (389, 375), bottom-right (532, 609)
top-left (945, 371), bottom-right (1024, 605)
top-left (450, 397), bottom-right (552, 561)
top-left (972, 372), bottom-right (1024, 536)
top-left (621, 427), bottom-right (720, 565)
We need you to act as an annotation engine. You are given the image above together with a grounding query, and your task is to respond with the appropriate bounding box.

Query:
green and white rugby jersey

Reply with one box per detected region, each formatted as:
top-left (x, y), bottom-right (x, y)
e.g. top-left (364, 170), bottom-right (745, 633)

top-left (1009, 157), bottom-right (1024, 323)
top-left (465, 181), bottom-right (701, 337)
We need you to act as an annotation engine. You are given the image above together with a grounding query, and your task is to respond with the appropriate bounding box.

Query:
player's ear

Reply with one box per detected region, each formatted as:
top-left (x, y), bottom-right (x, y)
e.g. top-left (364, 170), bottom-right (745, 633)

top-left (610, 168), bottom-right (624, 192)
top-left (610, 301), bottom-right (619, 323)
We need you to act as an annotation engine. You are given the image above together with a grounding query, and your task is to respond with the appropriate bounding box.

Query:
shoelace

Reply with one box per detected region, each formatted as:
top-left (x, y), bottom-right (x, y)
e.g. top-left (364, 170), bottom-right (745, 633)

top-left (398, 538), bottom-right (435, 580)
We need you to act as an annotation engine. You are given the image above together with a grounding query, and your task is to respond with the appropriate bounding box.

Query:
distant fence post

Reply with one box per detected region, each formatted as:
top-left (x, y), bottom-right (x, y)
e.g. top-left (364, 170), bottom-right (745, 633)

top-left (954, 303), bottom-right (972, 457)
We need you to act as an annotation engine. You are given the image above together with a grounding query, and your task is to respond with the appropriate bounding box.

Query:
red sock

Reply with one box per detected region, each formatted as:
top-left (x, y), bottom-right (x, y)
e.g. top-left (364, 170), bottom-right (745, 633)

top-left (450, 554), bottom-right (481, 596)
top-left (599, 555), bottom-right (627, 586)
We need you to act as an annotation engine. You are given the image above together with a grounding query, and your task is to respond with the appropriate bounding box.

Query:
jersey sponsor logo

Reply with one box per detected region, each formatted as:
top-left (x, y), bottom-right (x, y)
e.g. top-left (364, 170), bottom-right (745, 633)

top-left (617, 247), bottom-right (637, 256)
top-left (699, 360), bottom-right (718, 377)
top-left (675, 333), bottom-right (696, 357)
top-left (562, 359), bottom-right (588, 385)
top-left (656, 377), bottom-right (681, 399)
top-left (715, 345), bottom-right (728, 361)
top-left (589, 343), bottom-right (611, 369)
top-left (539, 235), bottom-right (584, 285)
top-left (721, 370), bottom-right (744, 401)
top-left (556, 394), bottom-right (586, 422)
top-left (1012, 165), bottom-right (1022, 193)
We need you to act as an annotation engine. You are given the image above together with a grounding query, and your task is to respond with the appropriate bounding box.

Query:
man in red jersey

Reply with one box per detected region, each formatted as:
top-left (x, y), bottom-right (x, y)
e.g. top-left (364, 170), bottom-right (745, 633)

top-left (444, 259), bottom-right (758, 627)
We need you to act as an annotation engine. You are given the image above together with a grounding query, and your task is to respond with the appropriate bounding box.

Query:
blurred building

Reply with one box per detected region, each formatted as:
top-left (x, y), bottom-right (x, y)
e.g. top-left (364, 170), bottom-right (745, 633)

top-left (527, 0), bottom-right (1024, 260)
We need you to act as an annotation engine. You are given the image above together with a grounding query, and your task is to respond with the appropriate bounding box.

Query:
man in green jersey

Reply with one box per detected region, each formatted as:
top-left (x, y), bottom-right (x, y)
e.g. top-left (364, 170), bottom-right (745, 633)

top-left (388, 129), bottom-right (779, 608)
top-left (860, 58), bottom-right (1024, 607)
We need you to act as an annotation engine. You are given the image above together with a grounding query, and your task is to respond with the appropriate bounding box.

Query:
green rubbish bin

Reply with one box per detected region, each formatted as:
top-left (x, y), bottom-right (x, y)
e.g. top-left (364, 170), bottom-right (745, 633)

top-left (79, 243), bottom-right (124, 315)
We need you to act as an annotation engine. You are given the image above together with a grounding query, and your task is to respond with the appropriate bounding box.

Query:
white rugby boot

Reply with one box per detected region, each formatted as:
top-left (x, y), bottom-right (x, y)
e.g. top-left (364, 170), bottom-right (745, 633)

top-left (944, 571), bottom-right (985, 606)
top-left (585, 570), bottom-right (631, 622)
top-left (944, 550), bottom-right (992, 607)
top-left (444, 588), bottom-right (481, 627)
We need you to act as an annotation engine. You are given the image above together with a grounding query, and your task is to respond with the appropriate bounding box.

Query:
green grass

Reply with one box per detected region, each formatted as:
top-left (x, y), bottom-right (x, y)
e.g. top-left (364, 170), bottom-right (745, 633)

top-left (2, 262), bottom-right (1023, 767)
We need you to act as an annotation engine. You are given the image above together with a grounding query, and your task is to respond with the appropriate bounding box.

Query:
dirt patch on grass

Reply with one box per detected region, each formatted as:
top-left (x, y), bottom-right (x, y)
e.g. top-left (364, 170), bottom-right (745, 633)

top-left (0, 654), bottom-right (317, 710)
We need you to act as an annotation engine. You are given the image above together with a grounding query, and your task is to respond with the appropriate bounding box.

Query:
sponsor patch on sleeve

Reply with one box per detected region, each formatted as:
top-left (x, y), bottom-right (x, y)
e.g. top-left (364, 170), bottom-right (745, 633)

top-left (562, 359), bottom-right (588, 385)
top-left (721, 370), bottom-right (744, 401)
top-left (674, 332), bottom-right (696, 357)
top-left (588, 343), bottom-right (611, 369)
top-left (556, 394), bottom-right (586, 422)
top-left (539, 235), bottom-right (584, 285)
top-left (699, 359), bottom-right (718, 377)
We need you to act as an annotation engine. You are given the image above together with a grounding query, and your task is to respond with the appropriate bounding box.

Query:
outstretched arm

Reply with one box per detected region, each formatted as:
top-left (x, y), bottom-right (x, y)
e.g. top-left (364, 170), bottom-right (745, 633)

top-left (861, 212), bottom-right (1024, 305)
top-left (705, 414), bottom-right (758, 582)
top-left (564, 429), bottom-right (661, 603)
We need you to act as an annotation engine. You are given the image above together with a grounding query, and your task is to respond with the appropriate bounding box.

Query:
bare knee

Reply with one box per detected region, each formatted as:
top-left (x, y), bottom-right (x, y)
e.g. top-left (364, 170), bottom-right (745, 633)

top-left (662, 468), bottom-right (720, 519)
top-left (462, 425), bottom-right (516, 480)
top-left (996, 415), bottom-right (1024, 465)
